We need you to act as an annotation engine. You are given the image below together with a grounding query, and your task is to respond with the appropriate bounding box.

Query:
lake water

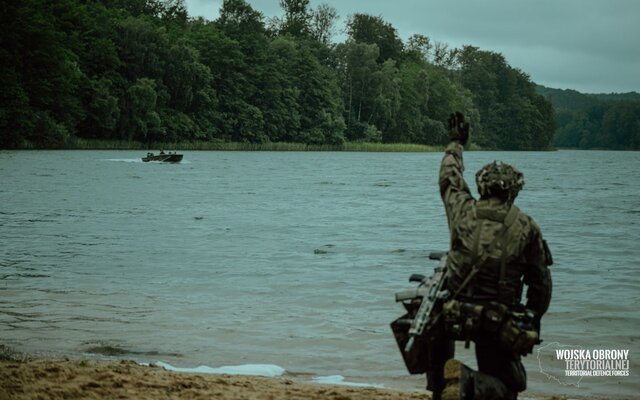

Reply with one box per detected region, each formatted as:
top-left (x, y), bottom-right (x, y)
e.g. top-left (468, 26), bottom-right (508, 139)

top-left (0, 150), bottom-right (638, 399)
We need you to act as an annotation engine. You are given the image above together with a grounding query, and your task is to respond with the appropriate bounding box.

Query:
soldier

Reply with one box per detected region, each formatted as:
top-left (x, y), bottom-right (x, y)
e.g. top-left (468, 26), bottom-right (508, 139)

top-left (427, 112), bottom-right (553, 400)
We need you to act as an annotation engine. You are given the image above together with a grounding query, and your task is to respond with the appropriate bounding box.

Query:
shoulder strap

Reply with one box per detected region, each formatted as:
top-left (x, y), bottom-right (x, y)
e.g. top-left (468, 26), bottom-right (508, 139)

top-left (452, 205), bottom-right (519, 299)
top-left (498, 205), bottom-right (519, 301)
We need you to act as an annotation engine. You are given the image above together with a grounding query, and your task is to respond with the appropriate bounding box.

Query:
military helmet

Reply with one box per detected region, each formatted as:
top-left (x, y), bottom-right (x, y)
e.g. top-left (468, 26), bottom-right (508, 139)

top-left (475, 161), bottom-right (524, 202)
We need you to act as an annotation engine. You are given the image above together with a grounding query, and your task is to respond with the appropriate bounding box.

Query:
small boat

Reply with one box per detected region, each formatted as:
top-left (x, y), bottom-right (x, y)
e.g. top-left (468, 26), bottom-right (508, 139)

top-left (142, 152), bottom-right (183, 163)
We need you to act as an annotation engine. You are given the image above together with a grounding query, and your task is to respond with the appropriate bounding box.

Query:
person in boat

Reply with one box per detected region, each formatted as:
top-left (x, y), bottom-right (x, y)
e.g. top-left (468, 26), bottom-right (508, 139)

top-left (425, 112), bottom-right (553, 400)
top-left (159, 150), bottom-right (165, 155)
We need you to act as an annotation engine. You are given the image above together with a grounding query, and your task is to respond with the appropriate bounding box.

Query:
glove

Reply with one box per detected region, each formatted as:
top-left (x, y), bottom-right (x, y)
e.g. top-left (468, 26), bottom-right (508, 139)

top-left (448, 111), bottom-right (470, 146)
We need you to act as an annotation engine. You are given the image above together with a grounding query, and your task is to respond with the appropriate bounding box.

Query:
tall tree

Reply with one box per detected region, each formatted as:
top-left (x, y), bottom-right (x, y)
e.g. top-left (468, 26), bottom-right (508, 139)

top-left (119, 78), bottom-right (163, 142)
top-left (334, 41), bottom-right (379, 140)
top-left (213, 0), bottom-right (269, 142)
top-left (310, 4), bottom-right (338, 45)
top-left (346, 14), bottom-right (403, 64)
top-left (114, 16), bottom-right (168, 82)
top-left (278, 0), bottom-right (312, 37)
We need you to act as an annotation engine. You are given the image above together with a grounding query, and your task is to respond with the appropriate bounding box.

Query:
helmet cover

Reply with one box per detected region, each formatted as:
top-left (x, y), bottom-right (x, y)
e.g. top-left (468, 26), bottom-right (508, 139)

top-left (475, 161), bottom-right (524, 201)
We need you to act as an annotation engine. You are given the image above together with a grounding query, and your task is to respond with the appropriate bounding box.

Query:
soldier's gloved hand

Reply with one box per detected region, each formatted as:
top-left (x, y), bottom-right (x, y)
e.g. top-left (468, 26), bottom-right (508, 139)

top-left (448, 112), bottom-right (470, 145)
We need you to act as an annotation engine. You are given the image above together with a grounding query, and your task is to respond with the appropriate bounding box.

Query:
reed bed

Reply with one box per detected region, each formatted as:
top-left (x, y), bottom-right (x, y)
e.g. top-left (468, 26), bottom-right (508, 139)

top-left (21, 138), bottom-right (446, 152)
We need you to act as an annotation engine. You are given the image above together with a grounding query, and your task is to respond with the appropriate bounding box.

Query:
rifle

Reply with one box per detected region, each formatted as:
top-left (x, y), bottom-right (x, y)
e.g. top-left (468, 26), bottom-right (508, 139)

top-left (390, 251), bottom-right (450, 373)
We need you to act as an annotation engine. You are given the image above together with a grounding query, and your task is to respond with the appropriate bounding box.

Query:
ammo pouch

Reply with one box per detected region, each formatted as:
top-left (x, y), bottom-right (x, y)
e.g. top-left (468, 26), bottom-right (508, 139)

top-left (498, 309), bottom-right (539, 355)
top-left (442, 299), bottom-right (484, 341)
top-left (442, 300), bottom-right (539, 355)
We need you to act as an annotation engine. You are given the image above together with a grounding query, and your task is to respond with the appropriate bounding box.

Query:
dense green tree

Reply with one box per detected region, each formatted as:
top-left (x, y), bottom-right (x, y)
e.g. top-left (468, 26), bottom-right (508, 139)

top-left (369, 60), bottom-right (401, 138)
top-left (0, 0), bottom-right (85, 146)
top-left (347, 14), bottom-right (403, 64)
top-left (259, 37), bottom-right (302, 141)
top-left (77, 78), bottom-right (120, 139)
top-left (0, 66), bottom-right (32, 147)
top-left (277, 0), bottom-right (312, 38)
top-left (213, 0), bottom-right (270, 142)
top-left (119, 78), bottom-right (163, 142)
top-left (334, 41), bottom-right (380, 140)
top-left (538, 86), bottom-right (640, 149)
top-left (455, 46), bottom-right (554, 149)
top-left (188, 21), bottom-right (241, 140)
top-left (114, 16), bottom-right (168, 82)
top-left (163, 40), bottom-right (211, 112)
top-left (291, 41), bottom-right (345, 145)
top-left (387, 61), bottom-right (427, 143)
top-left (602, 102), bottom-right (640, 149)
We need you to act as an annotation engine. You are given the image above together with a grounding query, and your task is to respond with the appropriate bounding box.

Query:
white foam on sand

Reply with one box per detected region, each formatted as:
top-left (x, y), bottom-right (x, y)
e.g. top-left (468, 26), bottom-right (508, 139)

top-left (312, 375), bottom-right (385, 388)
top-left (144, 362), bottom-right (384, 388)
top-left (151, 361), bottom-right (286, 377)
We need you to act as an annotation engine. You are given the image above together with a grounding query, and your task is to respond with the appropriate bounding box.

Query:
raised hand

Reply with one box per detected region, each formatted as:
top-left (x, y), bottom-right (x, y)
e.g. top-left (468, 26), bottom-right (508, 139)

top-left (448, 111), bottom-right (470, 145)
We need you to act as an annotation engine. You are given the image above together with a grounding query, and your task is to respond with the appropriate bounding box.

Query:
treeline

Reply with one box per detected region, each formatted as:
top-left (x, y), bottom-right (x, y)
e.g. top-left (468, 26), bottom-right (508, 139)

top-left (537, 86), bottom-right (640, 150)
top-left (0, 0), bottom-right (555, 150)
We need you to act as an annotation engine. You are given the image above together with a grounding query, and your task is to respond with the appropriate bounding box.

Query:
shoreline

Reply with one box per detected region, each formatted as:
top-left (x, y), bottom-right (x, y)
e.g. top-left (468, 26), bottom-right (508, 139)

top-left (1, 139), bottom-right (446, 152)
top-left (1, 358), bottom-right (430, 400)
top-left (0, 353), bottom-right (597, 400)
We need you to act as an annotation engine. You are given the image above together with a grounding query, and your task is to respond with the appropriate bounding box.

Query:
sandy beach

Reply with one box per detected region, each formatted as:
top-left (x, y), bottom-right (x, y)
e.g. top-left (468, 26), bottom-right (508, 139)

top-left (0, 358), bottom-right (433, 400)
top-left (0, 353), bottom-right (588, 400)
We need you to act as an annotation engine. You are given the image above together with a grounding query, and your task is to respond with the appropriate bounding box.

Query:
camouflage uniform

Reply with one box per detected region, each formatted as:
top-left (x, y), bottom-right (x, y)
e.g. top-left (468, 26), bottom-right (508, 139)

top-left (426, 141), bottom-right (553, 400)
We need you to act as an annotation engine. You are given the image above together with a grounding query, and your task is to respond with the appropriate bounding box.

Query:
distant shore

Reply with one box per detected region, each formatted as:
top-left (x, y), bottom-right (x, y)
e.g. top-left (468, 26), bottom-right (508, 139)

top-left (5, 138), bottom-right (450, 152)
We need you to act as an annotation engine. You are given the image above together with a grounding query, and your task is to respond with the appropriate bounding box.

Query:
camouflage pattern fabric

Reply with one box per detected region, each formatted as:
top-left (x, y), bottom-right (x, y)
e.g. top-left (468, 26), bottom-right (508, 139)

top-left (475, 161), bottom-right (524, 202)
top-left (439, 141), bottom-right (552, 317)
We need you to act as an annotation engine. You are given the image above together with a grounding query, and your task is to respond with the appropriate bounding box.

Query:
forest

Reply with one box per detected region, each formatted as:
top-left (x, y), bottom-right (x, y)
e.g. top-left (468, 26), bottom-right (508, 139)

top-left (537, 86), bottom-right (640, 150)
top-left (0, 0), bottom-right (596, 151)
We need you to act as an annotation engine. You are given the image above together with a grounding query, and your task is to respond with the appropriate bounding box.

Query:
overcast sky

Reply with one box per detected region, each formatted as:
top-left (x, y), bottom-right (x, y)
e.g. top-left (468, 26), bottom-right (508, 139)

top-left (184, 0), bottom-right (639, 94)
